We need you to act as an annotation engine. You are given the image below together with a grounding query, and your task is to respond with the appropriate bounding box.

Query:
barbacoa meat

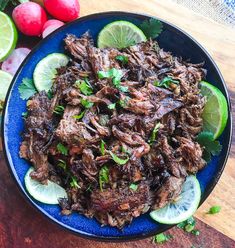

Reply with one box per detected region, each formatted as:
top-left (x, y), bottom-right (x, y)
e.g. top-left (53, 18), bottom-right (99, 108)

top-left (20, 33), bottom-right (207, 228)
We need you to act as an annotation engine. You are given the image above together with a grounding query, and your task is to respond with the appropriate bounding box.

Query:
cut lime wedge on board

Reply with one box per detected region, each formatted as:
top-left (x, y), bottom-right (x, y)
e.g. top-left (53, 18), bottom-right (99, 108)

top-left (33, 53), bottom-right (69, 92)
top-left (0, 12), bottom-right (18, 62)
top-left (25, 167), bottom-right (67, 204)
top-left (150, 175), bottom-right (201, 224)
top-left (97, 20), bottom-right (147, 49)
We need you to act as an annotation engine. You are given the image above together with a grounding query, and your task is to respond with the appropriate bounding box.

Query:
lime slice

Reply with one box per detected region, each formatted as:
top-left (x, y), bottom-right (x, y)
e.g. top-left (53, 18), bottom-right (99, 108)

top-left (0, 12), bottom-right (18, 62)
top-left (200, 81), bottom-right (228, 139)
top-left (0, 70), bottom-right (13, 102)
top-left (33, 53), bottom-right (69, 92)
top-left (25, 167), bottom-right (68, 204)
top-left (150, 176), bottom-right (201, 224)
top-left (97, 20), bottom-right (147, 49)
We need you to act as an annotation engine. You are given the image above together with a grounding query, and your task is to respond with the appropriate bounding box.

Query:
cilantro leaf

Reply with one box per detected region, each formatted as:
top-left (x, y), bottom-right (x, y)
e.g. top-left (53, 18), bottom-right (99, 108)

top-left (115, 55), bottom-right (128, 64)
top-left (152, 233), bottom-right (172, 244)
top-left (70, 175), bottom-right (80, 189)
top-left (207, 205), bottom-right (221, 214)
top-left (57, 143), bottom-right (68, 156)
top-left (148, 122), bottom-right (161, 145)
top-left (80, 99), bottom-right (94, 109)
top-left (191, 230), bottom-right (200, 236)
top-left (75, 80), bottom-right (93, 96)
top-left (18, 78), bottom-right (37, 100)
top-left (21, 111), bottom-right (28, 118)
top-left (53, 105), bottom-right (64, 115)
top-left (110, 151), bottom-right (129, 165)
top-left (72, 111), bottom-right (85, 120)
top-left (177, 216), bottom-right (199, 235)
top-left (140, 18), bottom-right (163, 39)
top-left (119, 97), bottom-right (130, 108)
top-left (196, 131), bottom-right (222, 162)
top-left (99, 166), bottom-right (109, 191)
top-left (57, 159), bottom-right (67, 170)
top-left (129, 183), bottom-right (138, 191)
top-left (108, 103), bottom-right (116, 110)
top-left (154, 76), bottom-right (179, 89)
top-left (100, 140), bottom-right (106, 156)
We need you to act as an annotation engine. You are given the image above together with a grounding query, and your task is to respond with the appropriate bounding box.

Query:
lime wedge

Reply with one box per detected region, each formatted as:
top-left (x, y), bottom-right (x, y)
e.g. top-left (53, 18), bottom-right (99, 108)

top-left (25, 167), bottom-right (67, 204)
top-left (33, 53), bottom-right (69, 92)
top-left (200, 81), bottom-right (228, 139)
top-left (0, 70), bottom-right (13, 102)
top-left (97, 20), bottom-right (147, 49)
top-left (0, 12), bottom-right (18, 62)
top-left (150, 176), bottom-right (201, 224)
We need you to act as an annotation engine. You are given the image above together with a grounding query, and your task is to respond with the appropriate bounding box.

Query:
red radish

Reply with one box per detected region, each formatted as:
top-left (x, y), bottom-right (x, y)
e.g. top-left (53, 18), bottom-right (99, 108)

top-left (44, 0), bottom-right (80, 22)
top-left (42, 24), bottom-right (64, 38)
top-left (42, 19), bottom-right (64, 33)
top-left (12, 2), bottom-right (47, 36)
top-left (1, 48), bottom-right (31, 76)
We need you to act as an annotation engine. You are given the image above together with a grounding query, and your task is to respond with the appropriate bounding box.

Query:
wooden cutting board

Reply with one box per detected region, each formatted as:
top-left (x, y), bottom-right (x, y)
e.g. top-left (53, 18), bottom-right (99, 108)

top-left (0, 0), bottom-right (235, 246)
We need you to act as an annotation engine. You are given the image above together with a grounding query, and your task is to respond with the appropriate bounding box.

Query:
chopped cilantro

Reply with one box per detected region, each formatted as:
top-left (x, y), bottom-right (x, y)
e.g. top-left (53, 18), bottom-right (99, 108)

top-left (152, 233), bottom-right (172, 244)
top-left (191, 230), bottom-right (200, 236)
top-left (207, 205), bottom-right (221, 214)
top-left (115, 55), bottom-right (128, 64)
top-left (154, 76), bottom-right (179, 89)
top-left (53, 105), bottom-right (64, 115)
top-left (70, 175), bottom-right (80, 189)
top-left (75, 80), bottom-right (93, 96)
top-left (21, 111), bottom-right (28, 118)
top-left (108, 103), bottom-right (116, 110)
top-left (99, 166), bottom-right (109, 191)
top-left (100, 140), bottom-right (106, 156)
top-left (57, 159), bottom-right (66, 170)
top-left (140, 18), bottom-right (163, 39)
top-left (47, 89), bottom-right (53, 99)
top-left (57, 143), bottom-right (68, 156)
top-left (80, 99), bottom-right (94, 109)
top-left (177, 216), bottom-right (200, 235)
top-left (196, 131), bottom-right (222, 162)
top-left (72, 111), bottom-right (85, 120)
top-left (110, 151), bottom-right (129, 165)
top-left (148, 122), bottom-right (161, 145)
top-left (129, 183), bottom-right (138, 191)
top-left (18, 78), bottom-right (37, 100)
top-left (119, 97), bottom-right (130, 107)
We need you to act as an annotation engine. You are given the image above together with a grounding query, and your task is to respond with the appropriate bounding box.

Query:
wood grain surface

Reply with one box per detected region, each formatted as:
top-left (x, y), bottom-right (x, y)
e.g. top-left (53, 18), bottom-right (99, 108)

top-left (0, 0), bottom-right (235, 246)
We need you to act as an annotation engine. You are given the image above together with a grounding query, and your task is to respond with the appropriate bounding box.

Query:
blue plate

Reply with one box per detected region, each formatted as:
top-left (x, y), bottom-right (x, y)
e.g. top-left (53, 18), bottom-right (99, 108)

top-left (1, 12), bottom-right (232, 241)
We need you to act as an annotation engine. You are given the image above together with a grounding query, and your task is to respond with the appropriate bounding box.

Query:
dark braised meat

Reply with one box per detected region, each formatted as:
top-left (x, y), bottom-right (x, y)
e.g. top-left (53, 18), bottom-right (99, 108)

top-left (20, 33), bottom-right (206, 228)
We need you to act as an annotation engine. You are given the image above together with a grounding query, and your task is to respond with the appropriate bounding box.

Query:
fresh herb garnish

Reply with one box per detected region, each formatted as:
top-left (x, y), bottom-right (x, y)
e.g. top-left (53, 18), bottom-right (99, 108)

top-left (100, 140), bottom-right (106, 156)
top-left (140, 18), bottom-right (163, 39)
top-left (97, 68), bottom-right (128, 92)
top-left (129, 183), bottom-right (138, 191)
top-left (110, 151), bottom-right (129, 165)
top-left (47, 88), bottom-right (53, 99)
top-left (119, 97), bottom-right (130, 108)
top-left (108, 103), bottom-right (116, 110)
top-left (152, 233), bottom-right (172, 244)
top-left (80, 99), bottom-right (94, 109)
top-left (99, 166), bottom-right (109, 191)
top-left (18, 78), bottom-right (37, 100)
top-left (57, 159), bottom-right (67, 170)
top-left (53, 105), bottom-right (64, 115)
top-left (115, 55), bottom-right (128, 64)
top-left (196, 131), bottom-right (222, 162)
top-left (21, 111), bottom-right (28, 118)
top-left (207, 205), bottom-right (221, 214)
top-left (177, 216), bottom-right (199, 235)
top-left (75, 80), bottom-right (93, 96)
top-left (0, 0), bottom-right (21, 11)
top-left (191, 230), bottom-right (200, 236)
top-left (70, 175), bottom-right (80, 189)
top-left (154, 76), bottom-right (179, 89)
top-left (72, 111), bottom-right (85, 120)
top-left (148, 122), bottom-right (161, 145)
top-left (57, 143), bottom-right (68, 156)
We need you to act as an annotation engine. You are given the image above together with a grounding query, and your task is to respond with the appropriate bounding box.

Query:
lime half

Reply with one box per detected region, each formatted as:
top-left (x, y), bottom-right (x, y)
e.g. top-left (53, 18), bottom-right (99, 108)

top-left (200, 81), bottom-right (228, 139)
top-left (0, 70), bottom-right (13, 102)
top-left (150, 176), bottom-right (201, 224)
top-left (25, 167), bottom-right (67, 204)
top-left (0, 12), bottom-right (18, 62)
top-left (97, 21), bottom-right (147, 49)
top-left (33, 53), bottom-right (69, 92)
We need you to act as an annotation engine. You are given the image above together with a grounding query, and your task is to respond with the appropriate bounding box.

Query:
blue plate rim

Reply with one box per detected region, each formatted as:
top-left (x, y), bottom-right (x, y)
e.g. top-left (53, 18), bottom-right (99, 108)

top-left (1, 11), bottom-right (233, 242)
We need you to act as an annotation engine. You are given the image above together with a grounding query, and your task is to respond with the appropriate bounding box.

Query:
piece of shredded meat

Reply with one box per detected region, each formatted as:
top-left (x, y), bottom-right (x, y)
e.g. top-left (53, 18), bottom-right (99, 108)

top-left (20, 32), bottom-right (207, 228)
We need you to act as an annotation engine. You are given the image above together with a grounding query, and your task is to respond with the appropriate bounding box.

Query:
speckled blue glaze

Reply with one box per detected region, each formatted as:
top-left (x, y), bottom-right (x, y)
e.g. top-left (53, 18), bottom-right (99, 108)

top-left (2, 12), bottom-right (232, 241)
